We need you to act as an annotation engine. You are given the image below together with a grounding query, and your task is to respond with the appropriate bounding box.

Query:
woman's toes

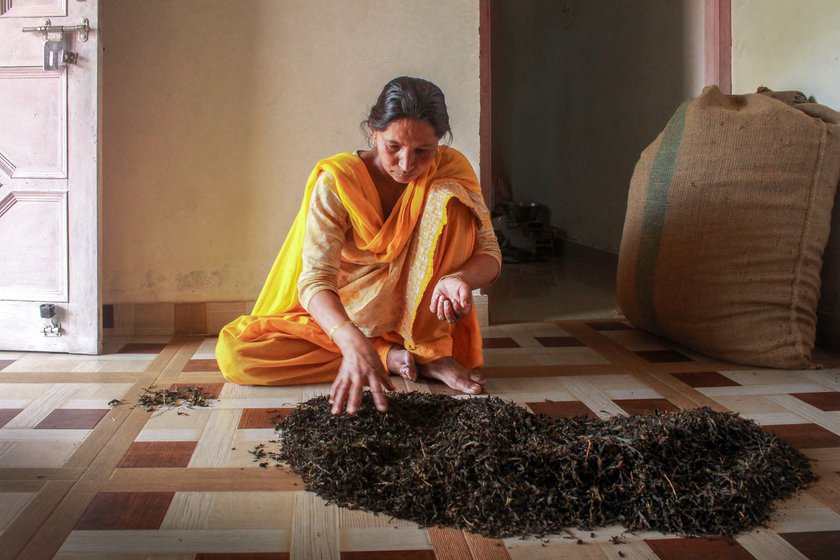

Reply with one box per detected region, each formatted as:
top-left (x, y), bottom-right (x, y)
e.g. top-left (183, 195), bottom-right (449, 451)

top-left (454, 378), bottom-right (482, 394)
top-left (404, 354), bottom-right (418, 381)
top-left (470, 372), bottom-right (486, 385)
top-left (399, 364), bottom-right (417, 381)
top-left (464, 381), bottom-right (483, 394)
top-left (387, 347), bottom-right (417, 380)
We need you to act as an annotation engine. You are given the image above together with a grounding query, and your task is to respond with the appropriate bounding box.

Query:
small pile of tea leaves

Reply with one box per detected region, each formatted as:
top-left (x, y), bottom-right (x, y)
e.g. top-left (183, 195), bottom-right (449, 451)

top-left (275, 392), bottom-right (816, 538)
top-left (136, 386), bottom-right (215, 413)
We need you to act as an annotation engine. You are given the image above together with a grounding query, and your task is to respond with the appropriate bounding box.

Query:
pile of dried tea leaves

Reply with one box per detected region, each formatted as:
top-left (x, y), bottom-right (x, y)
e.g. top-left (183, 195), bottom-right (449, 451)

top-left (275, 392), bottom-right (817, 538)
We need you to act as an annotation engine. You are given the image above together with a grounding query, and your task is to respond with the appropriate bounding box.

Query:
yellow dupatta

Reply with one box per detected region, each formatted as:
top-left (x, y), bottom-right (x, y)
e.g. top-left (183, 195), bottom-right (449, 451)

top-left (251, 146), bottom-right (481, 317)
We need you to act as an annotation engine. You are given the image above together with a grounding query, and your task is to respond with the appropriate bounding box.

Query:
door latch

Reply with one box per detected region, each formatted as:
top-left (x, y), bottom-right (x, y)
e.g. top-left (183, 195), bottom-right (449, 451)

top-left (22, 18), bottom-right (88, 70)
top-left (22, 18), bottom-right (90, 42)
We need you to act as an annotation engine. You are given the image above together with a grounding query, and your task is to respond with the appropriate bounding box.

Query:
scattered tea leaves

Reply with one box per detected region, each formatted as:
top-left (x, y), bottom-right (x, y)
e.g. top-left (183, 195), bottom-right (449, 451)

top-left (137, 386), bottom-right (215, 412)
top-left (274, 392), bottom-right (817, 538)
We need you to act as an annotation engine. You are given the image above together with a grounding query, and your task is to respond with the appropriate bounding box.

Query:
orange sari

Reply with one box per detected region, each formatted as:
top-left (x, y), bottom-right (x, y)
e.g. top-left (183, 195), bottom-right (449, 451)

top-left (216, 147), bottom-right (498, 385)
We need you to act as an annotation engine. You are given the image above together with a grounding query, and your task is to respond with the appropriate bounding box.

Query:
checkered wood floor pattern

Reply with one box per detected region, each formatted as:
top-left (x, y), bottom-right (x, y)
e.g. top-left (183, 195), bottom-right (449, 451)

top-left (1, 320), bottom-right (840, 560)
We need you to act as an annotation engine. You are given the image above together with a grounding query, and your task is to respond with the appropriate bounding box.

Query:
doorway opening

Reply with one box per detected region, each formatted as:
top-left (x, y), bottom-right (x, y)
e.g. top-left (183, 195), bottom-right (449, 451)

top-left (483, 0), bottom-right (708, 323)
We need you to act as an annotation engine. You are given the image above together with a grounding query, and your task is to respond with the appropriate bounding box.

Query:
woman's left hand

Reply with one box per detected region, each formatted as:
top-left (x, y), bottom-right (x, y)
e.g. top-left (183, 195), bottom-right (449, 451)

top-left (430, 275), bottom-right (472, 323)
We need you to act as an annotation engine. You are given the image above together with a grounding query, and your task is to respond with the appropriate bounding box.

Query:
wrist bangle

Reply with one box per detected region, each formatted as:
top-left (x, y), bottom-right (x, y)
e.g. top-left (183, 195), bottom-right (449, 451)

top-left (327, 319), bottom-right (354, 341)
top-left (439, 273), bottom-right (465, 284)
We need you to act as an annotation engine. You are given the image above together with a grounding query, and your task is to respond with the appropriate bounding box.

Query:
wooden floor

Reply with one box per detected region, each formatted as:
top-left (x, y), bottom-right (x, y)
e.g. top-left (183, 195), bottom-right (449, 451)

top-left (1, 319), bottom-right (840, 560)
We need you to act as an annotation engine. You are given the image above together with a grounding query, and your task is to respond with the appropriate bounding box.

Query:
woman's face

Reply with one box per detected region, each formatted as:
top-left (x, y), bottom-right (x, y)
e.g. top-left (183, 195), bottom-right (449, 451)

top-left (372, 118), bottom-right (440, 184)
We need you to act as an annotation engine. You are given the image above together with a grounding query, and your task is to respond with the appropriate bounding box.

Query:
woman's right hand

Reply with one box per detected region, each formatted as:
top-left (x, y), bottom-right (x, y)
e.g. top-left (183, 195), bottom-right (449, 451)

top-left (329, 328), bottom-right (395, 415)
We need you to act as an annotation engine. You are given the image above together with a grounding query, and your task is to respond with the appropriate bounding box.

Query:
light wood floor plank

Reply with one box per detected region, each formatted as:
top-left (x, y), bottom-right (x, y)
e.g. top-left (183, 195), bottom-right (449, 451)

top-left (79, 467), bottom-right (302, 492)
top-left (767, 394), bottom-right (840, 435)
top-left (0, 469), bottom-right (84, 482)
top-left (159, 491), bottom-right (215, 530)
top-left (78, 406), bottom-right (153, 481)
top-left (57, 529), bottom-right (290, 555)
top-left (12, 489), bottom-right (96, 560)
top-left (64, 381), bottom-right (147, 470)
top-left (736, 529), bottom-right (809, 560)
top-left (599, 541), bottom-right (659, 560)
top-left (0, 480), bottom-right (75, 560)
top-left (156, 338), bottom-right (204, 379)
top-left (188, 408), bottom-right (241, 468)
top-left (4, 385), bottom-right (77, 429)
top-left (143, 337), bottom-right (189, 375)
top-left (291, 491), bottom-right (338, 559)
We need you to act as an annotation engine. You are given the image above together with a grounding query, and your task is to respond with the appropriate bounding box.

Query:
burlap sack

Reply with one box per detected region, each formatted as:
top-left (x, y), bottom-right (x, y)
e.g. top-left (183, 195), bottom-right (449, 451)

top-left (617, 86), bottom-right (840, 369)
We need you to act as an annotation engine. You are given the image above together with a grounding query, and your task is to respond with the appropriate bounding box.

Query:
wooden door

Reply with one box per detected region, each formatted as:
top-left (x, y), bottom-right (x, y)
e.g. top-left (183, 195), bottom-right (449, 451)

top-left (0, 0), bottom-right (99, 353)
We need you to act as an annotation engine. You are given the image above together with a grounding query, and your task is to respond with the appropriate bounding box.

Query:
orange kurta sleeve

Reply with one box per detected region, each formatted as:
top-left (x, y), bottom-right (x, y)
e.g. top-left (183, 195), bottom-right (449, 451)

top-left (297, 173), bottom-right (350, 309)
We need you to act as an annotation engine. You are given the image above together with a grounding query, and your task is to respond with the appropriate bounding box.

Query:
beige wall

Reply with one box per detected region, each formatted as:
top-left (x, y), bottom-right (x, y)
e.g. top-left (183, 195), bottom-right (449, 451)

top-left (102, 0), bottom-right (480, 304)
top-left (732, 0), bottom-right (840, 109)
top-left (731, 0), bottom-right (840, 348)
top-left (490, 0), bottom-right (706, 254)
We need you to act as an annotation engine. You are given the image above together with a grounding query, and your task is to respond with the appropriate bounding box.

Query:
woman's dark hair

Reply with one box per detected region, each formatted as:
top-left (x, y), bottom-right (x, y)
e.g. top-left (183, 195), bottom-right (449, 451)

top-left (363, 76), bottom-right (452, 141)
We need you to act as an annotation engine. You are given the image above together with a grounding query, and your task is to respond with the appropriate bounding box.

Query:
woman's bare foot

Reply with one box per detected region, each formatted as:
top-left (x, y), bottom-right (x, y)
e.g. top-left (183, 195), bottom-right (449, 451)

top-left (386, 346), bottom-right (418, 381)
top-left (418, 356), bottom-right (485, 394)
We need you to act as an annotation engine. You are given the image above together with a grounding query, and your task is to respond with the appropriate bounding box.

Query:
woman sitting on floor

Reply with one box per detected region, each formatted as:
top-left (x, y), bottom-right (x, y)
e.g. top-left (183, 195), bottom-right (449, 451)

top-left (216, 76), bottom-right (501, 415)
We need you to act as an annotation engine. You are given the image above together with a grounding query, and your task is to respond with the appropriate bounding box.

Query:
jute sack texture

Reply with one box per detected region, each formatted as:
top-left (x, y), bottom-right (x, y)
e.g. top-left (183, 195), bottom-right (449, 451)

top-left (617, 86), bottom-right (840, 369)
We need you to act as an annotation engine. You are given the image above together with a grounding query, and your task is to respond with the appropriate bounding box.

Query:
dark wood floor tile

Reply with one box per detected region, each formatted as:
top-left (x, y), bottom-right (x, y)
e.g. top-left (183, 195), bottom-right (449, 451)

top-left (534, 336), bottom-right (585, 347)
top-left (183, 358), bottom-right (222, 372)
top-left (74, 492), bottom-right (174, 530)
top-left (482, 337), bottom-right (520, 348)
top-left (763, 424), bottom-right (840, 450)
top-left (35, 409), bottom-right (108, 429)
top-left (780, 530), bottom-right (840, 560)
top-left (614, 398), bottom-right (679, 416)
top-left (791, 392), bottom-right (840, 412)
top-left (646, 537), bottom-right (754, 560)
top-left (636, 349), bottom-right (694, 363)
top-left (0, 409), bottom-right (23, 428)
top-left (238, 408), bottom-right (293, 429)
top-left (117, 342), bottom-right (168, 354)
top-left (671, 371), bottom-right (740, 388)
top-left (527, 401), bottom-right (597, 419)
top-left (117, 441), bottom-right (198, 468)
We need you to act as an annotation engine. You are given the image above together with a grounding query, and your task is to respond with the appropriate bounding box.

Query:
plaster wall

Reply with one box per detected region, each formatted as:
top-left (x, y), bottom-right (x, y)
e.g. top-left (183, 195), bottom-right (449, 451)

top-left (731, 0), bottom-right (840, 348)
top-left (102, 0), bottom-right (480, 303)
top-left (490, 0), bottom-right (705, 254)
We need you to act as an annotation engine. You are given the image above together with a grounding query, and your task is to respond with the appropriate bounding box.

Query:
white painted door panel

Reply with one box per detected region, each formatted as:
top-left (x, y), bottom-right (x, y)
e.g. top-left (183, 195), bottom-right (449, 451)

top-left (0, 0), bottom-right (100, 353)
